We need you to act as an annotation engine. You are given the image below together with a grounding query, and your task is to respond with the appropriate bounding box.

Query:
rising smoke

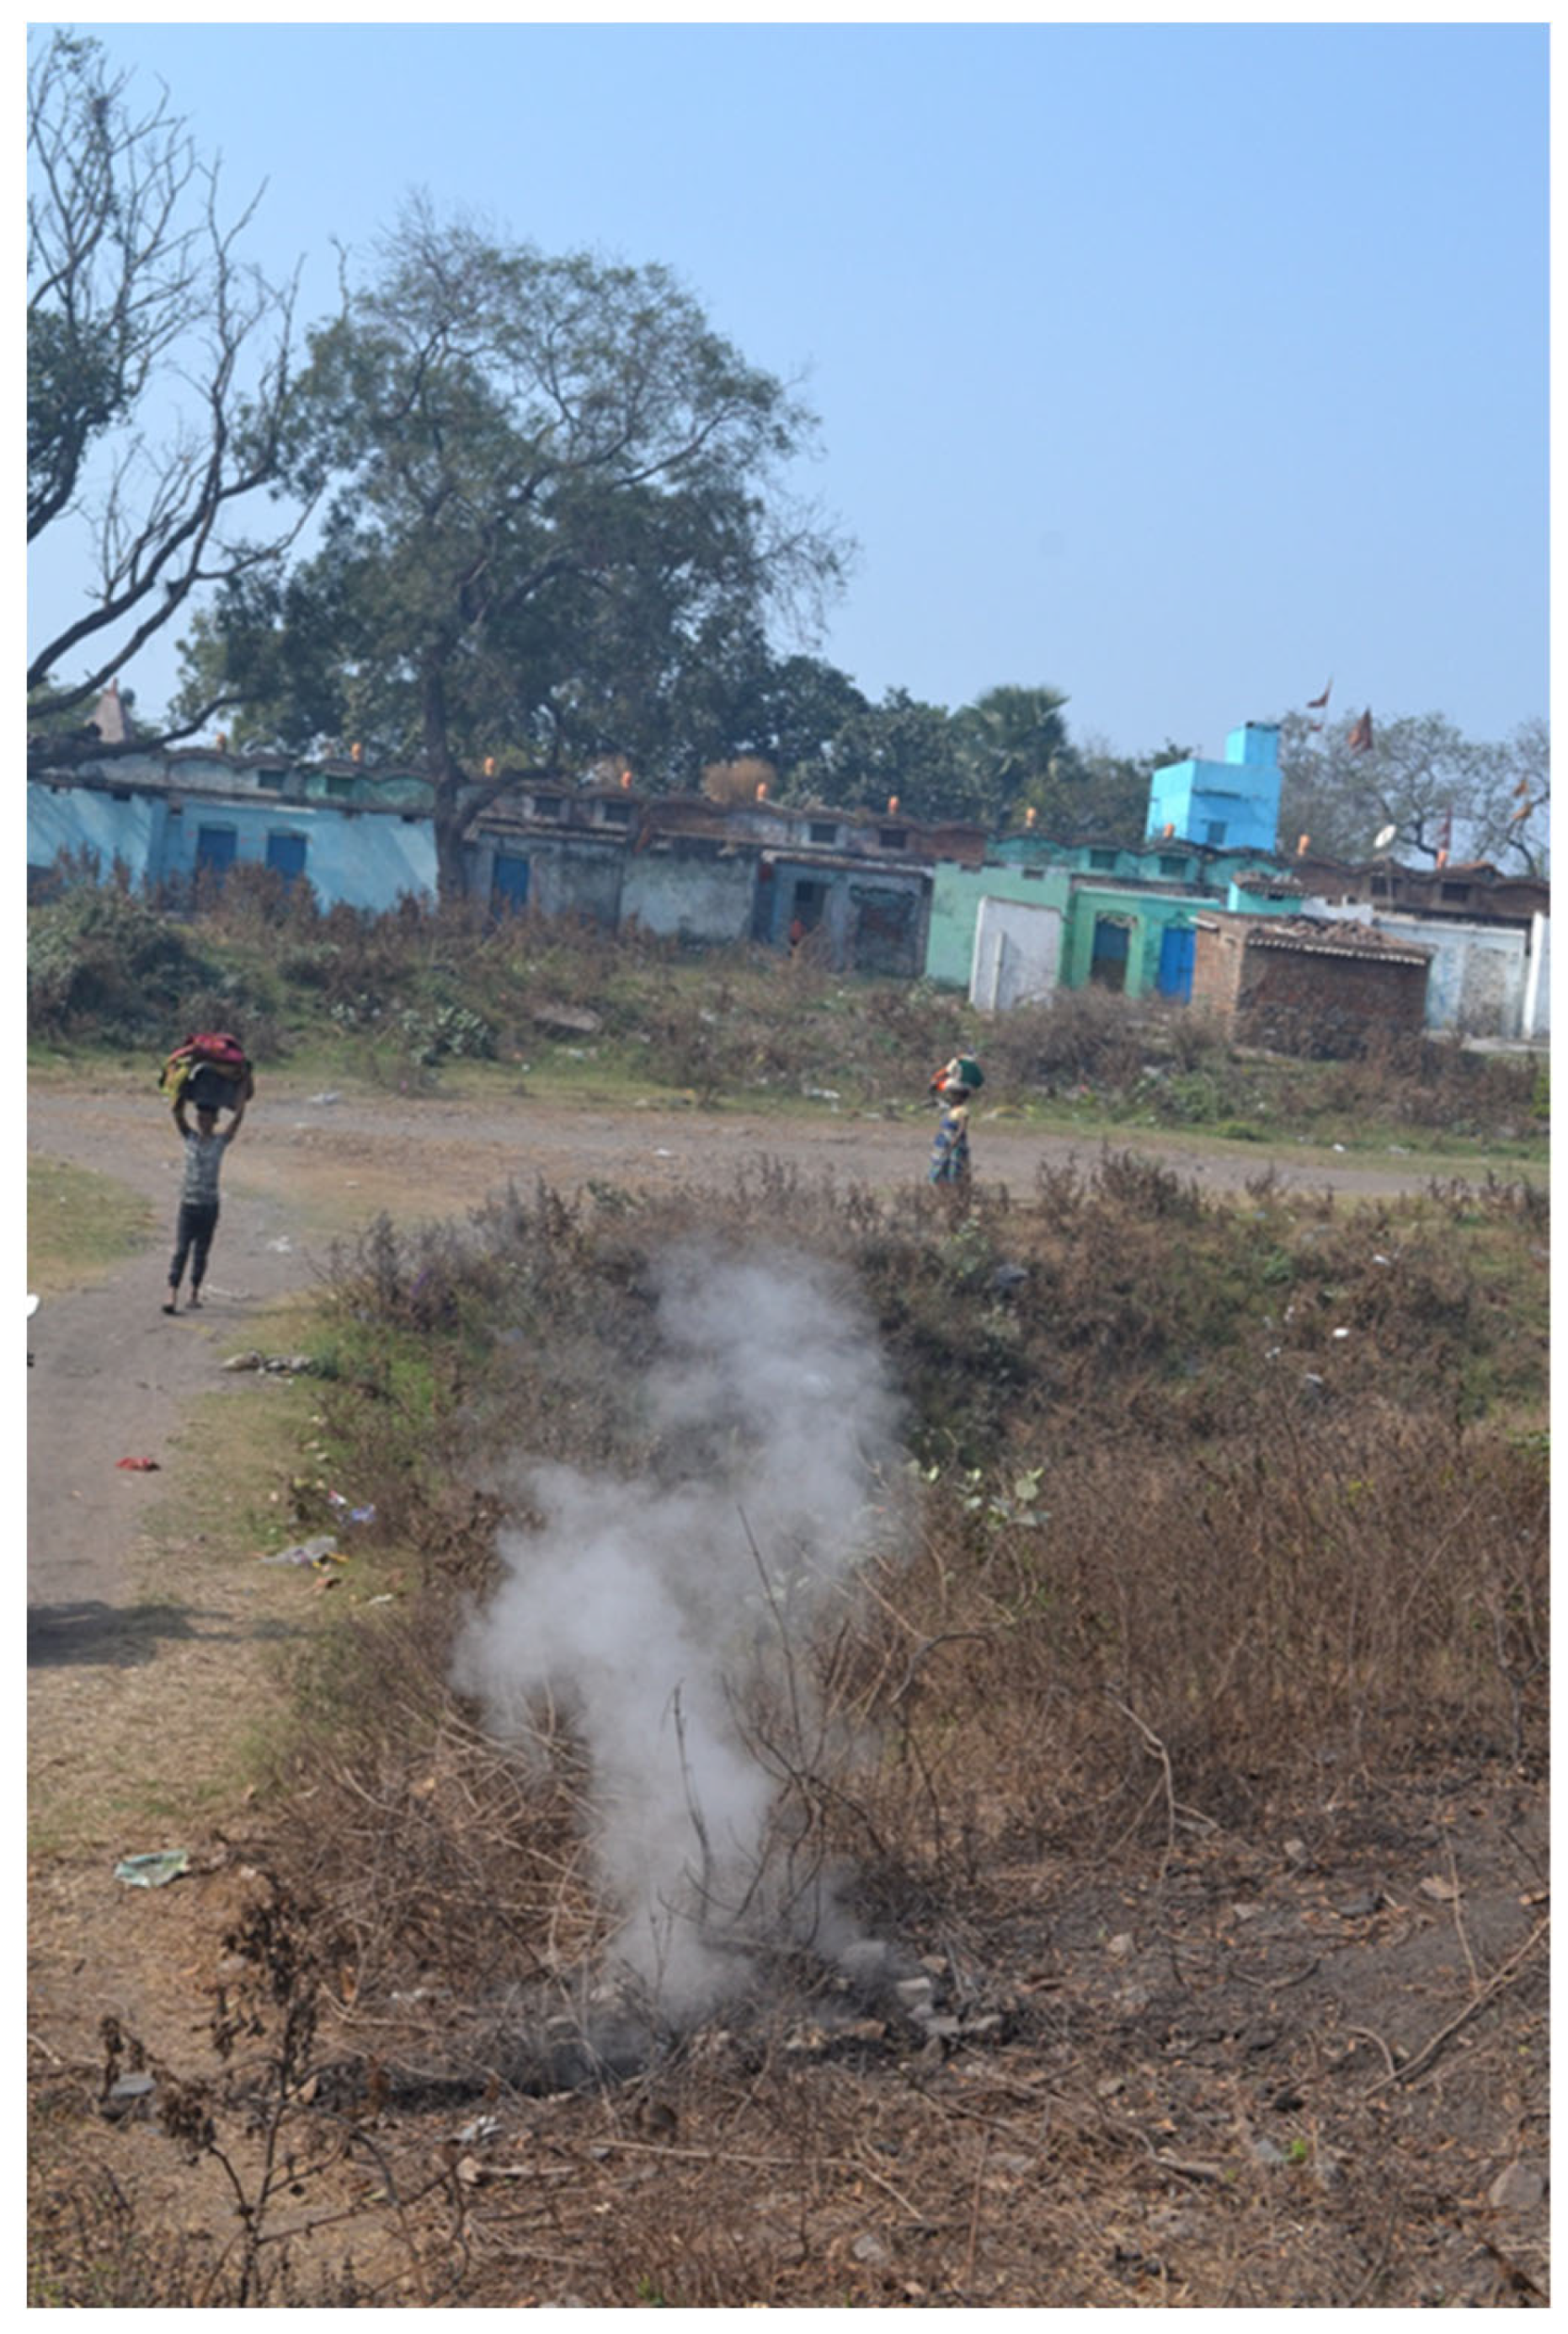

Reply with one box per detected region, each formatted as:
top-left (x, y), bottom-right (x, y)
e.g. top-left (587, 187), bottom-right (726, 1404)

top-left (451, 1242), bottom-right (906, 2017)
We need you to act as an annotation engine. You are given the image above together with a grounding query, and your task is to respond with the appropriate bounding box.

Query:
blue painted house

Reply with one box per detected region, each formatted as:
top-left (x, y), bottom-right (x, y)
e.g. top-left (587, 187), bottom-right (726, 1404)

top-left (1146, 722), bottom-right (1283, 856)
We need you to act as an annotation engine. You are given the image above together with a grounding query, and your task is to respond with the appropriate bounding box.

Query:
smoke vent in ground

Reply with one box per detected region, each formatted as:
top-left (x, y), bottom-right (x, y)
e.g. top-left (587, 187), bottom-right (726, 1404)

top-left (446, 1240), bottom-right (915, 2039)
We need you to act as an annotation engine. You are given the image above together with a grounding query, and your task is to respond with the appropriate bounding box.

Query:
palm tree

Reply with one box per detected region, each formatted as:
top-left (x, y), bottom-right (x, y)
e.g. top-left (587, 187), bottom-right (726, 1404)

top-left (952, 684), bottom-right (1074, 827)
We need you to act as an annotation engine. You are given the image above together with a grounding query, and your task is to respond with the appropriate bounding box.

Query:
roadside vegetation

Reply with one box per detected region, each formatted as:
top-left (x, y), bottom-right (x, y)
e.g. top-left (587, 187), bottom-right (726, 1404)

top-left (27, 871), bottom-right (1549, 1169)
top-left (27, 1154), bottom-right (156, 1296)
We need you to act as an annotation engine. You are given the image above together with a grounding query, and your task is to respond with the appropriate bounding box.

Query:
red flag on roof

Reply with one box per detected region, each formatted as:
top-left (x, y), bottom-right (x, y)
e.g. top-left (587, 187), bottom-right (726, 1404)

top-left (1347, 708), bottom-right (1373, 753)
top-left (1306, 678), bottom-right (1332, 709)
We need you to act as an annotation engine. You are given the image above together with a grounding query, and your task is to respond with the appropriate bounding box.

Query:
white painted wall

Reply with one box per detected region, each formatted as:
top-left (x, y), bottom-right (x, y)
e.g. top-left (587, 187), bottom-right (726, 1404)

top-left (970, 895), bottom-right (1062, 1011)
top-left (1300, 896), bottom-right (1530, 1039)
top-left (1522, 912), bottom-right (1550, 1039)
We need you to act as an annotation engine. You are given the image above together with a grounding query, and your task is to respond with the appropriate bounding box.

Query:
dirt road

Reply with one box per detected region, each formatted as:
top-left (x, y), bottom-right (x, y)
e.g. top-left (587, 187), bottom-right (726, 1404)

top-left (27, 1073), bottom-right (1469, 1622)
top-left (25, 1070), bottom-right (1492, 1626)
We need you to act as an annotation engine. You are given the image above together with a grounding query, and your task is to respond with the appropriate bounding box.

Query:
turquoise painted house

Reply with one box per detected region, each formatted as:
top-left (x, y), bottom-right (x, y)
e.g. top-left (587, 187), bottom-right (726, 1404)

top-left (922, 720), bottom-right (1300, 1001)
top-left (1146, 722), bottom-right (1283, 856)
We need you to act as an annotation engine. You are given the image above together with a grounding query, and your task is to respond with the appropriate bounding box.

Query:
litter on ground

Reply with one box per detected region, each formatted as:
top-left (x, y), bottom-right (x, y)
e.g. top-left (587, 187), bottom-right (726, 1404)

top-left (260, 1533), bottom-right (341, 1568)
top-left (114, 1849), bottom-right (189, 1888)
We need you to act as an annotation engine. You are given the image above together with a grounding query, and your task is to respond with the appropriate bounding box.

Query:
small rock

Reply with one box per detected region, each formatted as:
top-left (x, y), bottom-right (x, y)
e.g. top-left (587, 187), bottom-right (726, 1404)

top-left (1489, 2160), bottom-right (1545, 2214)
top-left (1107, 1931), bottom-right (1136, 1959)
top-left (100, 2072), bottom-right (156, 2120)
top-left (851, 2232), bottom-right (891, 2267)
top-left (1283, 1837), bottom-right (1311, 1867)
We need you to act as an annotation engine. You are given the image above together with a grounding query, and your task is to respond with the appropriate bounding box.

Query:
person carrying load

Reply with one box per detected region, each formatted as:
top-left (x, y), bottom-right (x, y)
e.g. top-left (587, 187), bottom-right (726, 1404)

top-left (927, 1053), bottom-right (982, 1186)
top-left (159, 1031), bottom-right (253, 1313)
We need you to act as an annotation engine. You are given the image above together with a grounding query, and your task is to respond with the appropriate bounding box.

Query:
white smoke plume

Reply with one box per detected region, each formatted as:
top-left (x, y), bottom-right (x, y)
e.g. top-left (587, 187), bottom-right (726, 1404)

top-left (451, 1242), bottom-right (905, 2017)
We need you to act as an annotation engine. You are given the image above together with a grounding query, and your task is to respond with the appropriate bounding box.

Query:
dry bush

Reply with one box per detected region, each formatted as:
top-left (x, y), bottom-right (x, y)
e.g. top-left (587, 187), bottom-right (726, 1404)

top-left (837, 1402), bottom-right (1548, 1887)
top-left (266, 1159), bottom-right (1547, 2099)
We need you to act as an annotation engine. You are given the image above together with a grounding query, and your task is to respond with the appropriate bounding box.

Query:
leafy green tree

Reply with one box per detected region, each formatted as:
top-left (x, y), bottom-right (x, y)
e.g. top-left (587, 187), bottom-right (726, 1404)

top-left (1053, 738), bottom-right (1170, 845)
top-left (950, 684), bottom-right (1074, 827)
top-left (786, 686), bottom-right (971, 821)
top-left (27, 29), bottom-right (306, 737)
top-left (179, 200), bottom-right (850, 897)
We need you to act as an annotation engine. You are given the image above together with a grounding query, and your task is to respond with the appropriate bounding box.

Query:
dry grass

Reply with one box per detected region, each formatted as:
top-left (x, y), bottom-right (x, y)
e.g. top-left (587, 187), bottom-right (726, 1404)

top-left (29, 1153), bottom-right (1549, 2307)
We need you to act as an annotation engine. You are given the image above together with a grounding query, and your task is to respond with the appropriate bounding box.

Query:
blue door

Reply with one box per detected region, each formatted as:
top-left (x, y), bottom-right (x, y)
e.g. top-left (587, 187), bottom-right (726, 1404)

top-left (195, 825), bottom-right (237, 891)
top-left (266, 831), bottom-right (307, 886)
top-left (1158, 924), bottom-right (1196, 1000)
top-left (491, 852), bottom-right (531, 915)
top-left (1089, 916), bottom-right (1130, 991)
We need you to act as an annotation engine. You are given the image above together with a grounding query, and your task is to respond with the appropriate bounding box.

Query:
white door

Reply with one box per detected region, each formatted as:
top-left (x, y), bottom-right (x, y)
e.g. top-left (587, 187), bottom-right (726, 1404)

top-left (970, 896), bottom-right (1063, 1011)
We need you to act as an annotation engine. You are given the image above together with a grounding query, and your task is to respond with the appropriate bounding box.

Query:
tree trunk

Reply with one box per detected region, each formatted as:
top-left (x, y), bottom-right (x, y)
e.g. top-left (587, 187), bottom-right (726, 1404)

top-left (423, 662), bottom-right (472, 905)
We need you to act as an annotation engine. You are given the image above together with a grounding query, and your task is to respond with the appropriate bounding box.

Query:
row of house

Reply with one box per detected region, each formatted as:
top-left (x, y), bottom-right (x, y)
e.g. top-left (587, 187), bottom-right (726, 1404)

top-left (27, 716), bottom-right (1550, 1048)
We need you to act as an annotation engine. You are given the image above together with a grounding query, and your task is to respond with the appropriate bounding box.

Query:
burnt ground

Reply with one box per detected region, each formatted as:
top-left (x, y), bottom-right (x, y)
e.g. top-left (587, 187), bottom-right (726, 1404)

top-left (26, 1073), bottom-right (1549, 2307)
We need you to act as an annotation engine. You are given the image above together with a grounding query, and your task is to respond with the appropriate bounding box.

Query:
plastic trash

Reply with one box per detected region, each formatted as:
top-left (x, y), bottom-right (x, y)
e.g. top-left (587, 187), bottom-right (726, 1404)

top-left (115, 1456), bottom-right (161, 1471)
top-left (260, 1534), bottom-right (340, 1567)
top-left (115, 1849), bottom-right (189, 1888)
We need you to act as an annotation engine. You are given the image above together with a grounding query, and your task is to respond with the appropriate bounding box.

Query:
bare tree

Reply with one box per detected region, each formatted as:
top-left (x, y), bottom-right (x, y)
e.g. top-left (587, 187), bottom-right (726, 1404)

top-left (27, 29), bottom-right (311, 744)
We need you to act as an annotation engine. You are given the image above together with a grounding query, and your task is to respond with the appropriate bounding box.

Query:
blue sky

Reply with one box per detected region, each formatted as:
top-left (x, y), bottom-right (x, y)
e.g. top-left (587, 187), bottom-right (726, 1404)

top-left (27, 16), bottom-right (1549, 765)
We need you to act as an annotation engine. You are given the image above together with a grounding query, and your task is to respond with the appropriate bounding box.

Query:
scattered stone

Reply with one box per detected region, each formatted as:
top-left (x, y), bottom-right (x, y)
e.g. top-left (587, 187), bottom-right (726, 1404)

top-left (1419, 1874), bottom-right (1461, 1903)
top-left (1488, 2161), bottom-right (1545, 2214)
top-left (100, 2071), bottom-right (156, 2120)
top-left (532, 1004), bottom-right (602, 1036)
top-left (851, 2232), bottom-right (891, 2268)
top-left (1283, 1837), bottom-right (1311, 1867)
top-left (1107, 1932), bottom-right (1136, 1959)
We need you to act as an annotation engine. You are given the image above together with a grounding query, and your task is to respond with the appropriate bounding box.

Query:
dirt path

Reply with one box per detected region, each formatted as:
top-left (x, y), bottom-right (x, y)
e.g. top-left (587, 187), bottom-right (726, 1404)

top-left (27, 1071), bottom-right (1478, 1625)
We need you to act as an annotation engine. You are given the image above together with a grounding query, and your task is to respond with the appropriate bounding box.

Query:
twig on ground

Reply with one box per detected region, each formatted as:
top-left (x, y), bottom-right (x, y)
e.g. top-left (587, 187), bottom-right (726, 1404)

top-left (1366, 1914), bottom-right (1549, 2094)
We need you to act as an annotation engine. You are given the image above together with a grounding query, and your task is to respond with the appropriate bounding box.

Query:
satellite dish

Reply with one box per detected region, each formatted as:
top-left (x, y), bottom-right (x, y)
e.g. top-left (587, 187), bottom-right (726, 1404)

top-left (1373, 823), bottom-right (1398, 852)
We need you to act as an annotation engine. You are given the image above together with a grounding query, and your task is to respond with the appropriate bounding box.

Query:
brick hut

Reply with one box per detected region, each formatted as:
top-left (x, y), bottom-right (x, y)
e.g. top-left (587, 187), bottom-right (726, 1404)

top-left (1191, 913), bottom-right (1432, 1058)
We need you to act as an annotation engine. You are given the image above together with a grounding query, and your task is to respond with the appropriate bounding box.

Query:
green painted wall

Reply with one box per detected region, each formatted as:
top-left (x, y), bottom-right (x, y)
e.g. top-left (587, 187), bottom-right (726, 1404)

top-left (926, 860), bottom-right (1072, 987)
top-left (1058, 884), bottom-right (1204, 996)
top-left (929, 852), bottom-right (1309, 999)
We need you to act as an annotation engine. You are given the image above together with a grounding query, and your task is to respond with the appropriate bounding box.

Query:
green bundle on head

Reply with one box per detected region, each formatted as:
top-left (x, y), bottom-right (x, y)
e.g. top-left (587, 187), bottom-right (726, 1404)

top-left (931, 1052), bottom-right (984, 1098)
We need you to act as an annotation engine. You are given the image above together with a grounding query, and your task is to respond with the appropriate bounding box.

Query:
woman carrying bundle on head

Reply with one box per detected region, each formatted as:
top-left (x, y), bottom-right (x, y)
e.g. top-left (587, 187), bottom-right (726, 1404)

top-left (927, 1054), bottom-right (982, 1186)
